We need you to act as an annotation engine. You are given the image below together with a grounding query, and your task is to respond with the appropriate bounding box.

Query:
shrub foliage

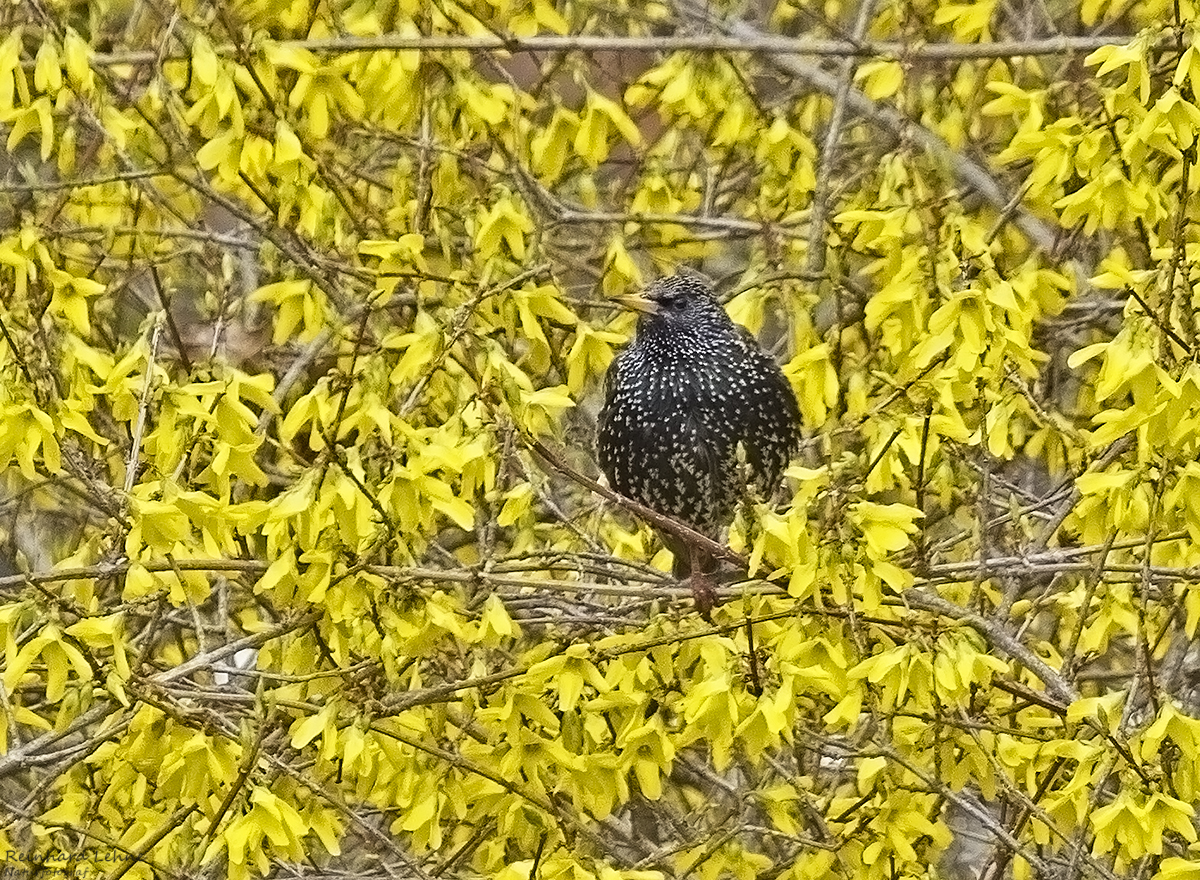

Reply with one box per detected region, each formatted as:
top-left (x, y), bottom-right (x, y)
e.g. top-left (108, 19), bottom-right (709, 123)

top-left (2, 1), bottom-right (1200, 879)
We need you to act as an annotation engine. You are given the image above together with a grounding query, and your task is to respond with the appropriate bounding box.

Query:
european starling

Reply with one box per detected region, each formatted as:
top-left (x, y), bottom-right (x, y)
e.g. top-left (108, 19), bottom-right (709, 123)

top-left (597, 274), bottom-right (800, 616)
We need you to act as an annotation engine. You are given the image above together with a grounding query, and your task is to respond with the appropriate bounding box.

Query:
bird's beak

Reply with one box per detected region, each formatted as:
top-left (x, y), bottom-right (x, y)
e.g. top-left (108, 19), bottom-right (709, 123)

top-left (613, 292), bottom-right (659, 315)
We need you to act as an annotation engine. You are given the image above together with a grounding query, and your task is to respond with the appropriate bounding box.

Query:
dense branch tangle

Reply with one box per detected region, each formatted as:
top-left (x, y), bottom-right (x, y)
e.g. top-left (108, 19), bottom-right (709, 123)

top-left (1, 2), bottom-right (1200, 880)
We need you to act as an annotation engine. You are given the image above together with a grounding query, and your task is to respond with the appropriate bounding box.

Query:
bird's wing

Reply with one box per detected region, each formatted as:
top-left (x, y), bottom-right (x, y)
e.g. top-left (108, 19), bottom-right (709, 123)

top-left (596, 354), bottom-right (625, 484)
top-left (683, 406), bottom-right (733, 535)
top-left (598, 349), bottom-right (622, 409)
top-left (732, 327), bottom-right (800, 490)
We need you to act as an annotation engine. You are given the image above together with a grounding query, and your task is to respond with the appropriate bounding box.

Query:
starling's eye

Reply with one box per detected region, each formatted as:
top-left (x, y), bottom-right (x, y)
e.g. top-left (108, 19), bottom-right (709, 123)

top-left (664, 297), bottom-right (687, 311)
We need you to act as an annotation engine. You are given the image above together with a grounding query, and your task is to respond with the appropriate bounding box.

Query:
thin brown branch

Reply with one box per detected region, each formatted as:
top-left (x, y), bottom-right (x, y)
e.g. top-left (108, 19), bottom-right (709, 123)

top-left (806, 0), bottom-right (880, 276)
top-left (79, 33), bottom-right (1146, 68)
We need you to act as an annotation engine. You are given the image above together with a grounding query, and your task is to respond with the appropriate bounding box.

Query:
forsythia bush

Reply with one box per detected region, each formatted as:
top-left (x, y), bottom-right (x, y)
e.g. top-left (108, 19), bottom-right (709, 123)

top-left (1, 0), bottom-right (1199, 879)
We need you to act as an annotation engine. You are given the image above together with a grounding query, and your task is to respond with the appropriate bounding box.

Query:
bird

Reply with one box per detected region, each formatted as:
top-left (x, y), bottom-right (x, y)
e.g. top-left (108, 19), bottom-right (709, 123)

top-left (597, 273), bottom-right (800, 619)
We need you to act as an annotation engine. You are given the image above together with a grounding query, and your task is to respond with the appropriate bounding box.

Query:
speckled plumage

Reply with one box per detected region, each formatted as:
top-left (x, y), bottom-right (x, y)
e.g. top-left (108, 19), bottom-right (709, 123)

top-left (597, 274), bottom-right (800, 576)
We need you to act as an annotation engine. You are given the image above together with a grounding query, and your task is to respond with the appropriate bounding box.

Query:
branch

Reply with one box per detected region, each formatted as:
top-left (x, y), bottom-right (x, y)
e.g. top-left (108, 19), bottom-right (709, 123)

top-left (674, 0), bottom-right (1065, 254)
top-left (901, 588), bottom-right (1078, 705)
top-left (524, 436), bottom-right (746, 571)
top-left (124, 315), bottom-right (164, 494)
top-left (80, 33), bottom-right (1147, 68)
top-left (806, 0), bottom-right (881, 275)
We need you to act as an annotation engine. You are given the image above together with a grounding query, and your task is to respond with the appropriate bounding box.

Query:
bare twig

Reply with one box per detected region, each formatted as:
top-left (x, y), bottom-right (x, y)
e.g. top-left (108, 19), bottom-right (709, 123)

top-left (805, 0), bottom-right (880, 275)
top-left (78, 33), bottom-right (1147, 68)
top-left (901, 588), bottom-right (1078, 705)
top-left (674, 0), bottom-right (1064, 253)
top-left (124, 315), bottom-right (164, 494)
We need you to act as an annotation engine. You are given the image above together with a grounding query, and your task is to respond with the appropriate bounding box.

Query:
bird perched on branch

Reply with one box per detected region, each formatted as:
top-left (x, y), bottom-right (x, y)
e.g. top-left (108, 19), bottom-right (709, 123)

top-left (597, 273), bottom-right (800, 619)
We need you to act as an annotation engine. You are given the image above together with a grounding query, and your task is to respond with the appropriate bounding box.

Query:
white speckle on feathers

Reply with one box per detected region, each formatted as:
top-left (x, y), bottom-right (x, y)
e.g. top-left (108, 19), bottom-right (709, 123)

top-left (597, 275), bottom-right (800, 541)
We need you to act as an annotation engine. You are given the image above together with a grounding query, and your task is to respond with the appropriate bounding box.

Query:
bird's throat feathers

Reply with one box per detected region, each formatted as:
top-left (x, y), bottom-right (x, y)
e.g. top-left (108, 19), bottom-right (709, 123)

top-left (635, 310), bottom-right (736, 358)
top-left (626, 322), bottom-right (743, 404)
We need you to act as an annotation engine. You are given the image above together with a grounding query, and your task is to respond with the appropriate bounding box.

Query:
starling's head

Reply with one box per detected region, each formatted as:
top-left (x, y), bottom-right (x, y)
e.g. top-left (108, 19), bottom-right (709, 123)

top-left (614, 274), bottom-right (728, 335)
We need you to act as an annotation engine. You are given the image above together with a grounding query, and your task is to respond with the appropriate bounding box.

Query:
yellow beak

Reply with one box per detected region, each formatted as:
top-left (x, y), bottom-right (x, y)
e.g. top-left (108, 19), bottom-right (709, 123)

top-left (612, 292), bottom-right (659, 315)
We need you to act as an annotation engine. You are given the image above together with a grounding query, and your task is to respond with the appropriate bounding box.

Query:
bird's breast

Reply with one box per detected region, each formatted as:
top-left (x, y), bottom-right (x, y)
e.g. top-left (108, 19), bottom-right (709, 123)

top-left (597, 326), bottom-right (797, 534)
